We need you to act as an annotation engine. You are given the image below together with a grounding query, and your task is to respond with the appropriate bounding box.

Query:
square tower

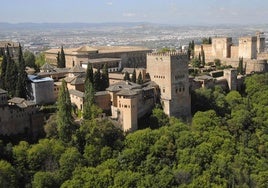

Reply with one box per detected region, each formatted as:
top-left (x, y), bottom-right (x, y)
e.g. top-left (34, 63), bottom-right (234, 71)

top-left (212, 37), bottom-right (232, 58)
top-left (117, 90), bottom-right (138, 132)
top-left (256, 32), bottom-right (266, 53)
top-left (147, 52), bottom-right (191, 118)
top-left (239, 36), bottom-right (257, 59)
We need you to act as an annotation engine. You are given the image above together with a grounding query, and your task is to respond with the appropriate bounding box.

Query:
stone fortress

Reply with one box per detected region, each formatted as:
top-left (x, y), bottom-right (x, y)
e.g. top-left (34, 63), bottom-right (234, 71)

top-left (194, 32), bottom-right (268, 74)
top-left (2, 31), bottom-right (268, 134)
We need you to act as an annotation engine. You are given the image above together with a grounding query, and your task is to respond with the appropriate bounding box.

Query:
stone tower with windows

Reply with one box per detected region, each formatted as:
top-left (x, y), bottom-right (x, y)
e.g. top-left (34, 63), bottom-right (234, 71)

top-left (147, 52), bottom-right (191, 118)
top-left (256, 31), bottom-right (266, 53)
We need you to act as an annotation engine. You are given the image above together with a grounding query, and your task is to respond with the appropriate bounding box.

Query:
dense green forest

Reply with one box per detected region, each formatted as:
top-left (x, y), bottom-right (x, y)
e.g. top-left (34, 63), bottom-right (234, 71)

top-left (1, 73), bottom-right (268, 187)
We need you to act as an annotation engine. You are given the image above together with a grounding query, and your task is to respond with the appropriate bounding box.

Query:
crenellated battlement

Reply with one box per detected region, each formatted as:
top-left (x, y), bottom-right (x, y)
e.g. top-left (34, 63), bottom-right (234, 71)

top-left (147, 52), bottom-right (187, 57)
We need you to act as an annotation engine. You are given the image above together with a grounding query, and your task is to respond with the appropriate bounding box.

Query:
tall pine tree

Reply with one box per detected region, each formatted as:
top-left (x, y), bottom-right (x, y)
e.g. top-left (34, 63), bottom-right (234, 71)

top-left (60, 46), bottom-right (66, 68)
top-left (201, 46), bottom-right (205, 66)
top-left (238, 57), bottom-right (244, 75)
top-left (137, 72), bottom-right (143, 85)
top-left (0, 53), bottom-right (7, 89)
top-left (15, 43), bottom-right (28, 99)
top-left (57, 80), bottom-right (74, 142)
top-left (101, 63), bottom-right (109, 90)
top-left (56, 52), bottom-right (61, 68)
top-left (131, 69), bottom-right (136, 83)
top-left (86, 64), bottom-right (94, 84)
top-left (208, 37), bottom-right (212, 44)
top-left (83, 80), bottom-right (95, 120)
top-left (124, 71), bottom-right (130, 81)
top-left (93, 68), bottom-right (101, 91)
top-left (5, 46), bottom-right (18, 97)
top-left (56, 46), bottom-right (66, 68)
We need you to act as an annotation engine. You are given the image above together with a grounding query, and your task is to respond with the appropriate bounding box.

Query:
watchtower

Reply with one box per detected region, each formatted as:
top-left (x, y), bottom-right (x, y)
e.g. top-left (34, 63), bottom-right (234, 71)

top-left (256, 31), bottom-right (265, 53)
top-left (212, 37), bottom-right (232, 58)
top-left (147, 52), bottom-right (191, 118)
top-left (239, 36), bottom-right (257, 59)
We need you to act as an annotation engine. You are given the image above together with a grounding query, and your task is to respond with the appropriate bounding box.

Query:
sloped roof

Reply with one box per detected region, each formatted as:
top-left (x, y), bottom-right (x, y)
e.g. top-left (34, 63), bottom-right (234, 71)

top-left (8, 97), bottom-right (35, 108)
top-left (40, 62), bottom-right (55, 71)
top-left (95, 91), bottom-right (109, 96)
top-left (142, 81), bottom-right (158, 88)
top-left (64, 76), bottom-right (76, 83)
top-left (117, 89), bottom-right (138, 96)
top-left (106, 81), bottom-right (141, 92)
top-left (69, 64), bottom-right (86, 73)
top-left (65, 73), bottom-right (86, 85)
top-left (70, 76), bottom-right (86, 85)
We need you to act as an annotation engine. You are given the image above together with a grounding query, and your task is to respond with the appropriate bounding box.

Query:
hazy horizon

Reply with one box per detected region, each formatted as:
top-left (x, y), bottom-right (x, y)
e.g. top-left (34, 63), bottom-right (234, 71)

top-left (1, 0), bottom-right (268, 25)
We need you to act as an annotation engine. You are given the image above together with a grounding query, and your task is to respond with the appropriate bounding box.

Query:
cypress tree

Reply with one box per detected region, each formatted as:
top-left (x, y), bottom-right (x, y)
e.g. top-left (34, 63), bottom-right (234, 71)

top-left (187, 48), bottom-right (191, 60)
top-left (60, 46), bottom-right (66, 68)
top-left (208, 37), bottom-right (212, 44)
top-left (124, 71), bottom-right (130, 81)
top-left (57, 80), bottom-right (74, 142)
top-left (0, 48), bottom-right (3, 56)
top-left (137, 72), bottom-right (143, 85)
top-left (83, 80), bottom-right (95, 120)
top-left (15, 43), bottom-right (28, 99)
top-left (191, 40), bottom-right (195, 57)
top-left (86, 64), bottom-right (94, 84)
top-left (93, 68), bottom-right (101, 91)
top-left (238, 57), bottom-right (244, 75)
top-left (0, 53), bottom-right (7, 89)
top-left (131, 69), bottom-right (136, 83)
top-left (56, 52), bottom-right (61, 68)
top-left (201, 46), bottom-right (205, 66)
top-left (198, 53), bottom-right (201, 62)
top-left (101, 63), bottom-right (109, 90)
top-left (5, 46), bottom-right (18, 97)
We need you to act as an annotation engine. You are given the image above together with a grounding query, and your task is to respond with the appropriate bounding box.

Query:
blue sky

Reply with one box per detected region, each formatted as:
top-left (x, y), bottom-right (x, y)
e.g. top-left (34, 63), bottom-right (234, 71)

top-left (1, 0), bottom-right (267, 25)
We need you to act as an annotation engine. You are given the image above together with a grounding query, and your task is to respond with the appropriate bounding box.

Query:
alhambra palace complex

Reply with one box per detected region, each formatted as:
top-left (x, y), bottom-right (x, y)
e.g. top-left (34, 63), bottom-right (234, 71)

top-left (195, 32), bottom-right (268, 74)
top-left (1, 32), bottom-right (268, 135)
